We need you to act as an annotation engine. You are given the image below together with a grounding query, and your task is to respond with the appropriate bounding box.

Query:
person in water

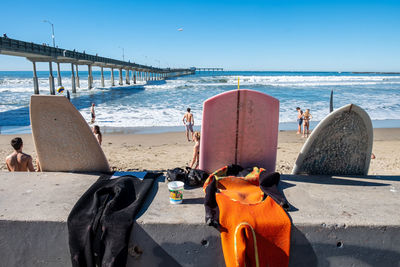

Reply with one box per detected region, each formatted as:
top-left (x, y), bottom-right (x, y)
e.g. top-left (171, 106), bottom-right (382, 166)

top-left (92, 125), bottom-right (102, 145)
top-left (302, 109), bottom-right (313, 138)
top-left (182, 107), bottom-right (194, 141)
top-left (189, 132), bottom-right (200, 169)
top-left (5, 137), bottom-right (36, 172)
top-left (296, 107), bottom-right (303, 134)
top-left (90, 103), bottom-right (96, 124)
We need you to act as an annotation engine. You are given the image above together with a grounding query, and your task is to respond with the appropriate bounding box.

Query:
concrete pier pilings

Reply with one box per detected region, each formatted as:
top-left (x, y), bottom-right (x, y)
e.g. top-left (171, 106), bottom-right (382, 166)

top-left (134, 70), bottom-right (137, 84)
top-left (32, 61), bottom-right (39, 94)
top-left (88, 65), bottom-right (93, 89)
top-left (48, 62), bottom-right (55, 95)
top-left (119, 68), bottom-right (123, 85)
top-left (56, 62), bottom-right (62, 86)
top-left (75, 65), bottom-right (80, 88)
top-left (100, 67), bottom-right (105, 88)
top-left (111, 68), bottom-right (115, 86)
top-left (125, 69), bottom-right (130, 85)
top-left (71, 63), bottom-right (76, 94)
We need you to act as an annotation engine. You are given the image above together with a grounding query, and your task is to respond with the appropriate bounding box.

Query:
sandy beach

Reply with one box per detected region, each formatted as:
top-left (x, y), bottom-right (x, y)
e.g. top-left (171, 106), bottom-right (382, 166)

top-left (0, 128), bottom-right (399, 175)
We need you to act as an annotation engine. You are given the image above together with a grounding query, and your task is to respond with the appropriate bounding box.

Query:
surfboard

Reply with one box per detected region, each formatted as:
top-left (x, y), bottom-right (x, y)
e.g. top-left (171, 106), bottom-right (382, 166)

top-left (30, 95), bottom-right (110, 172)
top-left (292, 104), bottom-right (373, 175)
top-left (199, 89), bottom-right (279, 174)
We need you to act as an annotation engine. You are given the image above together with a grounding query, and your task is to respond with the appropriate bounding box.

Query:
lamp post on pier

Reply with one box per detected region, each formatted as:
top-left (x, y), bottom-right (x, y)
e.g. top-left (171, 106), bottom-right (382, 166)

top-left (43, 20), bottom-right (55, 47)
top-left (118, 46), bottom-right (125, 61)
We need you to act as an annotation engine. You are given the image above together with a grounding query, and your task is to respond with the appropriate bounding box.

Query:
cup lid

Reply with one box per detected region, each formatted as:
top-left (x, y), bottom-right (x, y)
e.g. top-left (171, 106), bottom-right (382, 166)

top-left (168, 181), bottom-right (184, 190)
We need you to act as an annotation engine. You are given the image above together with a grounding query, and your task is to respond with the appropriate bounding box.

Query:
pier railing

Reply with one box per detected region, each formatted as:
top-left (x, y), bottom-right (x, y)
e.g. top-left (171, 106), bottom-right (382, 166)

top-left (195, 67), bottom-right (223, 72)
top-left (0, 37), bottom-right (194, 94)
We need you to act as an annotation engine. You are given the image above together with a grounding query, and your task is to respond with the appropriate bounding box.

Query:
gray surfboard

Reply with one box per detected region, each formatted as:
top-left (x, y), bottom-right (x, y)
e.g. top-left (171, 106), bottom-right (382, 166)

top-left (292, 104), bottom-right (373, 175)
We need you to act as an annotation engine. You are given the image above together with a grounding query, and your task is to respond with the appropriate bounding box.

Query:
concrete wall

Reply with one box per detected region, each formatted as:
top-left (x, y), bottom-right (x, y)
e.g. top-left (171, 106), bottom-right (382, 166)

top-left (0, 172), bottom-right (399, 266)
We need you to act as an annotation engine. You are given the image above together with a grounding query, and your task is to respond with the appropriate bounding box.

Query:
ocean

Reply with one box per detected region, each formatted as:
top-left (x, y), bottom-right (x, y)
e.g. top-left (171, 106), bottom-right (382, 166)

top-left (1, 70), bottom-right (400, 134)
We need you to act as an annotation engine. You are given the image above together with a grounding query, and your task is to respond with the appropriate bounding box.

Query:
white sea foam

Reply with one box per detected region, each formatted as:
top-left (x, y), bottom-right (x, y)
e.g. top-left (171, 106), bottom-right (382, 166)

top-left (1, 73), bottom-right (400, 128)
top-left (188, 75), bottom-right (400, 87)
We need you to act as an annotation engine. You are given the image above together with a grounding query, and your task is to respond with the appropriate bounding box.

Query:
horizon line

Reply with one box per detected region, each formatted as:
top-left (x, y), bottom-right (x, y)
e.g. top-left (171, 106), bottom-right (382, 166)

top-left (0, 69), bottom-right (399, 74)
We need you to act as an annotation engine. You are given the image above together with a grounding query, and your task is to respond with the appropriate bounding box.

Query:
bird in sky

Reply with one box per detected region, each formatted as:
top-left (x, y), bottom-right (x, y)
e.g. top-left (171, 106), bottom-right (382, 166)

top-left (177, 28), bottom-right (183, 31)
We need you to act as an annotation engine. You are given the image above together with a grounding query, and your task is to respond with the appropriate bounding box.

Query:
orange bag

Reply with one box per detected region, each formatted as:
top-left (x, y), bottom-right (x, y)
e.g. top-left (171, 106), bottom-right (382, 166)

top-left (204, 166), bottom-right (291, 267)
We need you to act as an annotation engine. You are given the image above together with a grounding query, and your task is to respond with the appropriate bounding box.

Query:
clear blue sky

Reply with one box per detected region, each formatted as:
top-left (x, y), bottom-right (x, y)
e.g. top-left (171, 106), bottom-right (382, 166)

top-left (1, 0), bottom-right (399, 71)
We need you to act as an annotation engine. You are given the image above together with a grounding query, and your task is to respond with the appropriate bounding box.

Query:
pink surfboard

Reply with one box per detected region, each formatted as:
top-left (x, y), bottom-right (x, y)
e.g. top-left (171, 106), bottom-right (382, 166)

top-left (199, 89), bottom-right (279, 174)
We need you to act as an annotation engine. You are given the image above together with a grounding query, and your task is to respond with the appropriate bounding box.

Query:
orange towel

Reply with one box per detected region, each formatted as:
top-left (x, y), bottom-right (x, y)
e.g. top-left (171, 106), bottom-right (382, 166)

top-left (204, 166), bottom-right (291, 267)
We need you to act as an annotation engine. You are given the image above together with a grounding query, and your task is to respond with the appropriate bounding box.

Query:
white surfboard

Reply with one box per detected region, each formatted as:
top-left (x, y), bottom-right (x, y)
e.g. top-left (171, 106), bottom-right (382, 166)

top-left (30, 95), bottom-right (110, 172)
top-left (292, 104), bottom-right (373, 175)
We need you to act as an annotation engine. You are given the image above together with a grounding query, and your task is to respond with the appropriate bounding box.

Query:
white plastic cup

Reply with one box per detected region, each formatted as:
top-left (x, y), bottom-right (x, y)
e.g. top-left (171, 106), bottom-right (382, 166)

top-left (168, 181), bottom-right (184, 204)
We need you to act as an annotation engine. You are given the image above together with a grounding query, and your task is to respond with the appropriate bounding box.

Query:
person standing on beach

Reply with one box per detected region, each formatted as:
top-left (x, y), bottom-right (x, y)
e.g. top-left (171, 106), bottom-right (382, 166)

top-left (296, 107), bottom-right (303, 134)
top-left (92, 125), bottom-right (103, 145)
top-left (90, 103), bottom-right (96, 124)
top-left (182, 107), bottom-right (194, 141)
top-left (190, 132), bottom-right (200, 169)
top-left (302, 109), bottom-right (312, 138)
top-left (5, 137), bottom-right (35, 172)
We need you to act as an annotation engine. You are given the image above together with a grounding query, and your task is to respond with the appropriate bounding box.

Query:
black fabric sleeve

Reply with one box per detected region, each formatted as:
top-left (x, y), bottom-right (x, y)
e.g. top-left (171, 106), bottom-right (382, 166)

top-left (259, 172), bottom-right (289, 210)
top-left (204, 178), bottom-right (220, 228)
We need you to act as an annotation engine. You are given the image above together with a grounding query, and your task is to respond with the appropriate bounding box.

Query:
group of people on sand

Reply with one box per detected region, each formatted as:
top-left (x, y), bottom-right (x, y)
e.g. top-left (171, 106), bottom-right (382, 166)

top-left (296, 107), bottom-right (312, 138)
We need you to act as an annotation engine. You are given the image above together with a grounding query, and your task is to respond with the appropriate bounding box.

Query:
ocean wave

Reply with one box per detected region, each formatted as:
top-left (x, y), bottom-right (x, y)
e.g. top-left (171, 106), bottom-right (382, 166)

top-left (188, 75), bottom-right (400, 87)
top-left (1, 73), bottom-right (400, 128)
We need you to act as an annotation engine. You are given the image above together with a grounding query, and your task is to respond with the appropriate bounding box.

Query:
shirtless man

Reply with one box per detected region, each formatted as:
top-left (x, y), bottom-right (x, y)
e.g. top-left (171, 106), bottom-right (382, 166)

top-left (90, 103), bottom-right (96, 124)
top-left (5, 137), bottom-right (35, 172)
top-left (182, 108), bottom-right (194, 141)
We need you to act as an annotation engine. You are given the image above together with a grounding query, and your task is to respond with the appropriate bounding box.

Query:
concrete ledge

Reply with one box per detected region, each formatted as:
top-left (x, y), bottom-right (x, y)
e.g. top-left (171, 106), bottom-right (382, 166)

top-left (0, 172), bottom-right (399, 266)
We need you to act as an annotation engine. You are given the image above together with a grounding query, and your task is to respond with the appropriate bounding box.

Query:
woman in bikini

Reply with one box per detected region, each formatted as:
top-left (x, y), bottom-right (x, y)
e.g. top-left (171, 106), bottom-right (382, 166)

top-left (189, 132), bottom-right (200, 169)
top-left (302, 109), bottom-right (312, 138)
top-left (92, 125), bottom-right (103, 145)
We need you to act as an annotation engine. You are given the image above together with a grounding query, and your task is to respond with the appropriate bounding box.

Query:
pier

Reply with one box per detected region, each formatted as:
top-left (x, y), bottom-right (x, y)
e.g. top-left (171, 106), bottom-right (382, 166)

top-left (0, 37), bottom-right (195, 94)
top-left (195, 67), bottom-right (223, 72)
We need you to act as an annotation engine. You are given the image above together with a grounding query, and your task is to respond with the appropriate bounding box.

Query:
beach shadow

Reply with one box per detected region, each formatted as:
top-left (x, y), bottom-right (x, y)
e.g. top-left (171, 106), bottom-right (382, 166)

top-left (279, 181), bottom-right (299, 212)
top-left (127, 224), bottom-right (182, 266)
top-left (290, 226), bottom-right (318, 267)
top-left (0, 86), bottom-right (145, 126)
top-left (135, 174), bottom-right (164, 219)
top-left (349, 175), bottom-right (400, 182)
top-left (290, 224), bottom-right (400, 266)
top-left (183, 197), bottom-right (204, 205)
top-left (277, 174), bottom-right (392, 213)
top-left (127, 223), bottom-right (224, 267)
top-left (281, 175), bottom-right (391, 187)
